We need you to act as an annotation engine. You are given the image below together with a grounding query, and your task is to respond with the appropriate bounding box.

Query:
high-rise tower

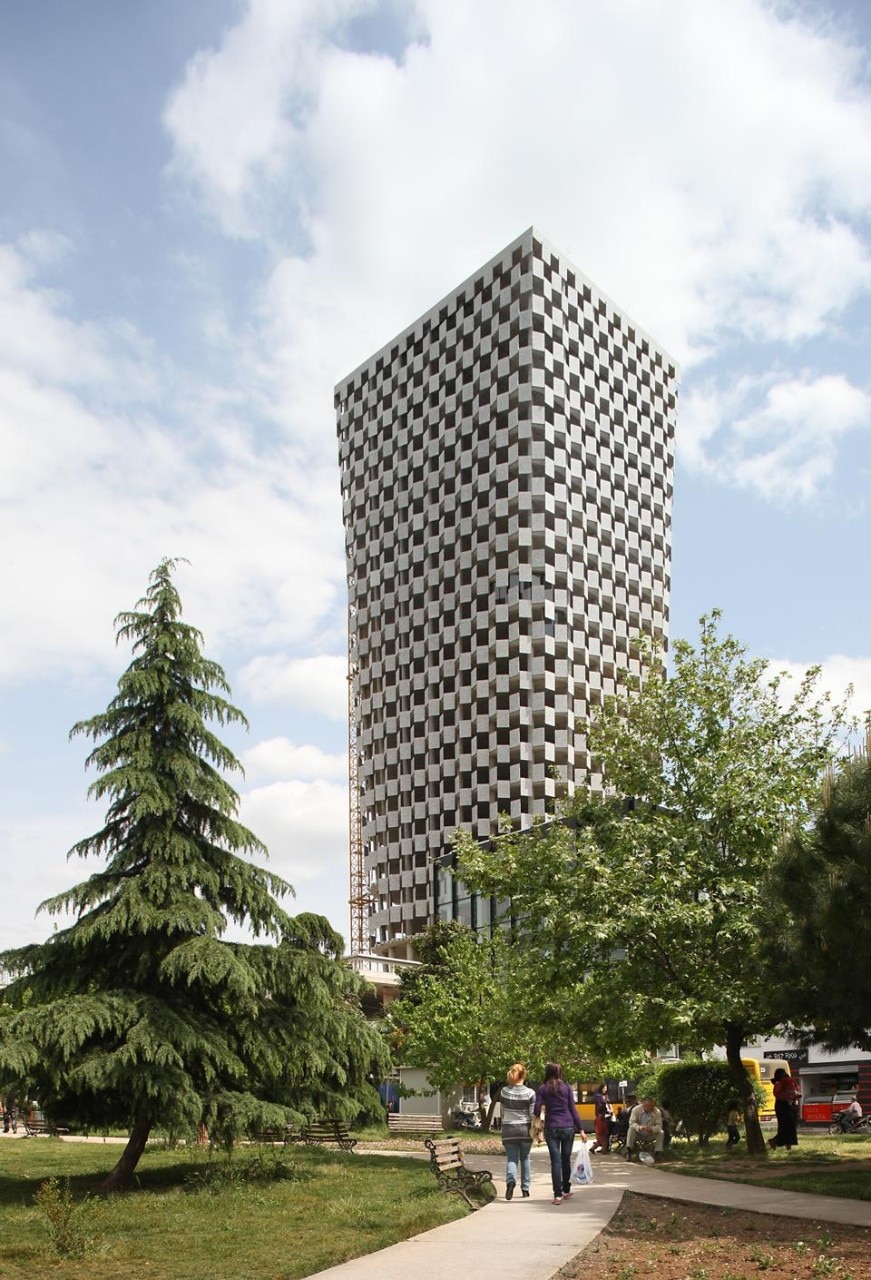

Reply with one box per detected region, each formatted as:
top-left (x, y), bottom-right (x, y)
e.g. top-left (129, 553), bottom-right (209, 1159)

top-left (337, 228), bottom-right (677, 953)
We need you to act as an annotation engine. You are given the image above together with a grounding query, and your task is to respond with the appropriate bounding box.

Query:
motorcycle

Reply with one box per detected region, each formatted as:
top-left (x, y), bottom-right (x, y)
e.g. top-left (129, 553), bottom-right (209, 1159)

top-left (829, 1112), bottom-right (871, 1135)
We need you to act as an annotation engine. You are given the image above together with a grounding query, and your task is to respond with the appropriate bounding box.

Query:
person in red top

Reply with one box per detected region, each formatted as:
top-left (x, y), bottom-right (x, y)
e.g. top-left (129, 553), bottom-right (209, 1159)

top-left (769, 1067), bottom-right (801, 1150)
top-left (593, 1082), bottom-right (614, 1154)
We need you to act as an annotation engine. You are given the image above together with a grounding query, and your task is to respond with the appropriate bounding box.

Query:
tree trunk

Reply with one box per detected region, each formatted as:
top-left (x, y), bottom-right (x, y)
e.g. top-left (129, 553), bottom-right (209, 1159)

top-left (724, 1022), bottom-right (767, 1157)
top-left (100, 1113), bottom-right (153, 1191)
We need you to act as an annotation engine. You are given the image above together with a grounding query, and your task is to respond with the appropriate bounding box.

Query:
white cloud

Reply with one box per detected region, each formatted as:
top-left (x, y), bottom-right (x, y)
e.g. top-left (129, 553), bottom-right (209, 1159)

top-left (0, 240), bottom-right (156, 395)
top-left (769, 655), bottom-right (871, 725)
top-left (0, 229), bottom-right (346, 681)
top-left (0, 786), bottom-right (351, 953)
top-left (163, 0), bottom-right (373, 241)
top-left (163, 0), bottom-right (871, 375)
top-left (679, 373), bottom-right (871, 501)
top-left (0, 814), bottom-right (91, 952)
top-left (16, 228), bottom-right (73, 268)
top-left (4, 0), bottom-right (870, 691)
top-left (240, 777), bottom-right (350, 939)
top-left (238, 653), bottom-right (347, 719)
top-left (242, 736), bottom-right (347, 781)
top-left (0, 433), bottom-right (345, 681)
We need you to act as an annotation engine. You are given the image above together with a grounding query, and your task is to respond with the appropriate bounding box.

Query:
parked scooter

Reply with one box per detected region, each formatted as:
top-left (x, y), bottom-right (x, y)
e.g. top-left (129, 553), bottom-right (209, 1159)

top-left (452, 1102), bottom-right (482, 1130)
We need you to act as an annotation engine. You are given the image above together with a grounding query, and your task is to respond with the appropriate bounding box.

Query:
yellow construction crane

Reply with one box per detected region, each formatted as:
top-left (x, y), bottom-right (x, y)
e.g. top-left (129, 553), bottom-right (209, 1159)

top-left (347, 608), bottom-right (368, 954)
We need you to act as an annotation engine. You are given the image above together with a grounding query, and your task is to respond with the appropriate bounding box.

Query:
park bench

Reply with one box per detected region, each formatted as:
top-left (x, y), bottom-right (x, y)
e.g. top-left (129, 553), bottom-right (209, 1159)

top-left (295, 1118), bottom-right (357, 1151)
top-left (258, 1118), bottom-right (357, 1149)
top-left (257, 1126), bottom-right (296, 1145)
top-left (424, 1136), bottom-right (493, 1209)
top-left (387, 1113), bottom-right (444, 1134)
top-left (22, 1112), bottom-right (69, 1138)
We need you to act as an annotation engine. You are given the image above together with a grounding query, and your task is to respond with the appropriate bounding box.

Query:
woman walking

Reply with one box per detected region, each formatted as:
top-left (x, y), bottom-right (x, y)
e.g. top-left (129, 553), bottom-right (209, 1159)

top-left (499, 1063), bottom-right (536, 1199)
top-left (534, 1062), bottom-right (584, 1204)
top-left (769, 1067), bottom-right (801, 1151)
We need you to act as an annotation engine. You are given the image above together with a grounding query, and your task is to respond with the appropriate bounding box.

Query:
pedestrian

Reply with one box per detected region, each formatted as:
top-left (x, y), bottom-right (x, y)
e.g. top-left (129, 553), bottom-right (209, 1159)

top-left (3, 1087), bottom-right (17, 1134)
top-left (726, 1099), bottom-right (742, 1147)
top-left (593, 1082), bottom-right (614, 1153)
top-left (769, 1067), bottom-right (801, 1150)
top-left (499, 1063), bottom-right (535, 1200)
top-left (534, 1062), bottom-right (584, 1205)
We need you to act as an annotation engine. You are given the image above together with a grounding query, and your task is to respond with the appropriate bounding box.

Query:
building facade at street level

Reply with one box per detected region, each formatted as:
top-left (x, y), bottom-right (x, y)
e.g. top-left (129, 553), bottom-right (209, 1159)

top-left (742, 1039), bottom-right (871, 1126)
top-left (336, 227), bottom-right (678, 953)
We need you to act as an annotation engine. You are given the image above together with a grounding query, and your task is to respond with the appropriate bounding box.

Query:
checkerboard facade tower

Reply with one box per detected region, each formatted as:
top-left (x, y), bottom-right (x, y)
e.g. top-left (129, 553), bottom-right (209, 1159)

top-left (337, 228), bottom-right (677, 952)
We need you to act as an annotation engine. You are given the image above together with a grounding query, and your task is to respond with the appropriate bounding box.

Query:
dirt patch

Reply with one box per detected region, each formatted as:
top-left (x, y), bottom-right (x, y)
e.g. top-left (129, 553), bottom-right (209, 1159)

top-left (560, 1192), bottom-right (871, 1280)
top-left (683, 1158), bottom-right (871, 1182)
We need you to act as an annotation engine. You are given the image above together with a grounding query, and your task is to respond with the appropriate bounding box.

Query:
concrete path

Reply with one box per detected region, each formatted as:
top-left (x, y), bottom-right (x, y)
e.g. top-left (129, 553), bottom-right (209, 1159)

top-left (308, 1145), bottom-right (621, 1280)
top-left (306, 1144), bottom-right (871, 1280)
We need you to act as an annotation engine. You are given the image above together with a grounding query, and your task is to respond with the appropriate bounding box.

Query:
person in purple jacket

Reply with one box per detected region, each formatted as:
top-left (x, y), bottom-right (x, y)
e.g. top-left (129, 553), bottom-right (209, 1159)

top-left (534, 1062), bottom-right (584, 1204)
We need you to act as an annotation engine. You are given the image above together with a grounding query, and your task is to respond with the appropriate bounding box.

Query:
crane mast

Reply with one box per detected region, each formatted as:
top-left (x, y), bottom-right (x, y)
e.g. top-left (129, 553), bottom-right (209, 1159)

top-left (347, 604), bottom-right (367, 954)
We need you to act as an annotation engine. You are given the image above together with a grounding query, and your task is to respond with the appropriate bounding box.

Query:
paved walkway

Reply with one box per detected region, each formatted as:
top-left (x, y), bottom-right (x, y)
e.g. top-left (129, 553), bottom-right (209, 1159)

top-left (307, 1145), bottom-right (871, 1280)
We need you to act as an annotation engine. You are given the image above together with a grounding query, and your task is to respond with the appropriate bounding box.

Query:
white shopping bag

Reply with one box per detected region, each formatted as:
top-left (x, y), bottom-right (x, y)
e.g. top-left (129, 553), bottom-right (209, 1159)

top-left (570, 1138), bottom-right (594, 1185)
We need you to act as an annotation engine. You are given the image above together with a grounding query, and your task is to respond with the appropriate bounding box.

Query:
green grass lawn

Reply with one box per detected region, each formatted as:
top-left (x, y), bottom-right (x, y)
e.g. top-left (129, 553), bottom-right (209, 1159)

top-left (0, 1139), bottom-right (470, 1279)
top-left (661, 1128), bottom-right (871, 1200)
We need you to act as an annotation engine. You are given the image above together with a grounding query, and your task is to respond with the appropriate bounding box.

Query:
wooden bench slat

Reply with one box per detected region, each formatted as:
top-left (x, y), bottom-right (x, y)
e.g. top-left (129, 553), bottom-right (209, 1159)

top-left (387, 1113), bottom-right (444, 1132)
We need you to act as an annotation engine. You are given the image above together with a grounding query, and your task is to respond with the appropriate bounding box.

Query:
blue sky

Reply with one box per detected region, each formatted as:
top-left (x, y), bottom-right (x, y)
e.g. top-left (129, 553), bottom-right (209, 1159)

top-left (2, 0), bottom-right (871, 952)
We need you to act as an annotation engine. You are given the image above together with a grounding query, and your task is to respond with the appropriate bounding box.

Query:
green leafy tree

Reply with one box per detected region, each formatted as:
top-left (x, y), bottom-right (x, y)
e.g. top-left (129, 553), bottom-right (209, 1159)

top-left (388, 922), bottom-right (599, 1127)
top-left (457, 613), bottom-right (848, 1155)
top-left (767, 739), bottom-right (871, 1052)
top-left (387, 924), bottom-right (517, 1129)
top-left (0, 559), bottom-right (385, 1188)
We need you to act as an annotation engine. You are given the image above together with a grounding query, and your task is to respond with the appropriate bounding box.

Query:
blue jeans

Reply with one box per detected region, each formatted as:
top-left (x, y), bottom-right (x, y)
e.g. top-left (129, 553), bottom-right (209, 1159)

top-left (545, 1126), bottom-right (575, 1196)
top-left (502, 1138), bottom-right (532, 1191)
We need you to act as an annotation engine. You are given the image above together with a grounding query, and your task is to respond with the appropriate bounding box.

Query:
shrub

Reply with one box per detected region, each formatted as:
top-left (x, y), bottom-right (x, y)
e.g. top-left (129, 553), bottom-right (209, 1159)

top-left (34, 1177), bottom-right (103, 1258)
top-left (651, 1060), bottom-right (737, 1144)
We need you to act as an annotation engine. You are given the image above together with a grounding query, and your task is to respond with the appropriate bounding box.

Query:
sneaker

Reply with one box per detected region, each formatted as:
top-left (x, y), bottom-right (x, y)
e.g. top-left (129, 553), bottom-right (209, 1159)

top-left (552, 1196), bottom-right (563, 1205)
top-left (521, 1189), bottom-right (530, 1197)
top-left (562, 1189), bottom-right (573, 1198)
top-left (505, 1180), bottom-right (515, 1201)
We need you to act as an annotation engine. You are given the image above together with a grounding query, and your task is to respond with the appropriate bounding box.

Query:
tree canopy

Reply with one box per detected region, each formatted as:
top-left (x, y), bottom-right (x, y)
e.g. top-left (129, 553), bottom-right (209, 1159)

top-left (388, 920), bottom-right (626, 1127)
top-left (767, 738), bottom-right (871, 1052)
top-left (386, 922), bottom-right (516, 1127)
top-left (457, 613), bottom-right (848, 1154)
top-left (0, 559), bottom-right (386, 1187)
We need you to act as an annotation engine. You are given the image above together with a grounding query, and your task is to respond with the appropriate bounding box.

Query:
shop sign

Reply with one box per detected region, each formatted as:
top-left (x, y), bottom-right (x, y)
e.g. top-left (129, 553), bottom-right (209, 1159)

top-left (763, 1048), bottom-right (808, 1066)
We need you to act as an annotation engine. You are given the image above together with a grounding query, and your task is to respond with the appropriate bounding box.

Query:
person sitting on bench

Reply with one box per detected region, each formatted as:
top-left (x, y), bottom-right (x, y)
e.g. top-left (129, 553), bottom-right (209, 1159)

top-left (626, 1095), bottom-right (664, 1161)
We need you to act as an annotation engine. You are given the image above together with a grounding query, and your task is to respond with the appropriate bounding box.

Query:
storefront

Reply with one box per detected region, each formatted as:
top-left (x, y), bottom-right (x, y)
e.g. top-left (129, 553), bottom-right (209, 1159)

top-left (742, 1041), bottom-right (871, 1126)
